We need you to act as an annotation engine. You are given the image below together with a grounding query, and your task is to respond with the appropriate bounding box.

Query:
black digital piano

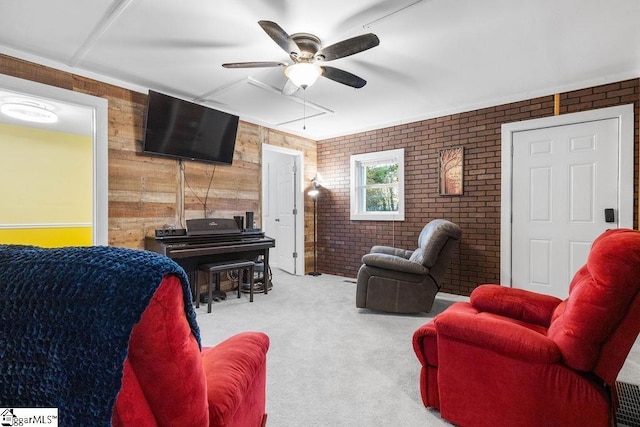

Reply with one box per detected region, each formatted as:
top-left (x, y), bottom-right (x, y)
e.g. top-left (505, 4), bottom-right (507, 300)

top-left (145, 218), bottom-right (275, 292)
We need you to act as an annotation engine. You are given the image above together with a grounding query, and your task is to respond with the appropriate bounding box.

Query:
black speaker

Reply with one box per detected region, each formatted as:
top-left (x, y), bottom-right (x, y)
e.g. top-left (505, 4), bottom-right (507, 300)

top-left (234, 215), bottom-right (244, 230)
top-left (245, 211), bottom-right (254, 230)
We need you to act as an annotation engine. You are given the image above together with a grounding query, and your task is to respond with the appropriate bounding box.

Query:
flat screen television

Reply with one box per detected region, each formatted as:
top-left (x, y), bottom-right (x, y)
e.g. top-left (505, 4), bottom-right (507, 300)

top-left (142, 90), bottom-right (239, 165)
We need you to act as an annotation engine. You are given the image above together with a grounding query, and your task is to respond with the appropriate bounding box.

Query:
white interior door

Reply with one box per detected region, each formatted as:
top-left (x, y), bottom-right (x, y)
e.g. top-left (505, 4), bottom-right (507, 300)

top-left (511, 118), bottom-right (619, 298)
top-left (500, 106), bottom-right (633, 298)
top-left (275, 155), bottom-right (297, 273)
top-left (262, 144), bottom-right (304, 274)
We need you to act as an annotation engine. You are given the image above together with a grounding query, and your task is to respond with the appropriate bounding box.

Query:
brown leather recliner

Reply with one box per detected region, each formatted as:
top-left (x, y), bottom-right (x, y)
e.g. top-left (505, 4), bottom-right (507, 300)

top-left (356, 219), bottom-right (462, 314)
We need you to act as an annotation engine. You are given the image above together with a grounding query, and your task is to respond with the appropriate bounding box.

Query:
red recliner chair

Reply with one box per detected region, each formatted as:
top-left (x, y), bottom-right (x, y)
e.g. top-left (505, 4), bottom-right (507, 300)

top-left (413, 228), bottom-right (640, 427)
top-left (0, 245), bottom-right (268, 427)
top-left (112, 274), bottom-right (269, 427)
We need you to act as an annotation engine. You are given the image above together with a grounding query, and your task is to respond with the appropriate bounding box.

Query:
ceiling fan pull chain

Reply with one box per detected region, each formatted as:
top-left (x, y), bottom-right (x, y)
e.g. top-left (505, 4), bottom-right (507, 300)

top-left (303, 89), bottom-right (307, 130)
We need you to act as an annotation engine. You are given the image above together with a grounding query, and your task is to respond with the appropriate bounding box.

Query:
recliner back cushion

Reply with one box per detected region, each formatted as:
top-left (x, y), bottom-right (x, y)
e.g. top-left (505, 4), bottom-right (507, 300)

top-left (411, 220), bottom-right (461, 268)
top-left (121, 275), bottom-right (209, 426)
top-left (409, 247), bottom-right (428, 266)
top-left (547, 229), bottom-right (640, 372)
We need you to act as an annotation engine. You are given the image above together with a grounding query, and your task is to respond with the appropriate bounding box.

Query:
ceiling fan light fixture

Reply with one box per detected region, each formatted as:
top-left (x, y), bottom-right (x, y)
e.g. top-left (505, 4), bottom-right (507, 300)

top-left (285, 63), bottom-right (323, 89)
top-left (0, 102), bottom-right (58, 123)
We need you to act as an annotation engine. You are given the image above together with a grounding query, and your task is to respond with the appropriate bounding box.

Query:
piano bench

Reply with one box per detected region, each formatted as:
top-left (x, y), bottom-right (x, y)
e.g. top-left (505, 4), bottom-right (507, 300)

top-left (198, 260), bottom-right (256, 313)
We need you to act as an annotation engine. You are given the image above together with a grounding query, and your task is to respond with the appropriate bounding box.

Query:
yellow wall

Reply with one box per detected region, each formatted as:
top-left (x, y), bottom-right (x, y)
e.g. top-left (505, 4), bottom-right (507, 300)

top-left (0, 227), bottom-right (92, 247)
top-left (0, 123), bottom-right (93, 247)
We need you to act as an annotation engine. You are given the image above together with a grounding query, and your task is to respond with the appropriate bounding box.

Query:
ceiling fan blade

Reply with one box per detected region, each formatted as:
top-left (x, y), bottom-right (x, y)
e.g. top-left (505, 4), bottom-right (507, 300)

top-left (222, 61), bottom-right (287, 69)
top-left (321, 66), bottom-right (367, 88)
top-left (258, 20), bottom-right (301, 56)
top-left (282, 79), bottom-right (300, 96)
top-left (315, 33), bottom-right (380, 61)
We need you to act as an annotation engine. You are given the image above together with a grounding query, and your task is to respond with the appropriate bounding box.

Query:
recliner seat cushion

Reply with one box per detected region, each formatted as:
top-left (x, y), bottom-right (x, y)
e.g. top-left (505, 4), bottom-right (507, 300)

top-left (362, 252), bottom-right (427, 275)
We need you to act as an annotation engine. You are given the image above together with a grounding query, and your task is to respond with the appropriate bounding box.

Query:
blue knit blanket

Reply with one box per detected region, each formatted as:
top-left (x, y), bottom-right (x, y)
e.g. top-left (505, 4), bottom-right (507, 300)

top-left (0, 244), bottom-right (200, 426)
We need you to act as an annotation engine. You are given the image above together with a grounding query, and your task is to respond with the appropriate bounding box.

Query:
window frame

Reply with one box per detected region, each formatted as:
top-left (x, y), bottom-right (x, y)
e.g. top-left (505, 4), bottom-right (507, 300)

top-left (350, 148), bottom-right (405, 221)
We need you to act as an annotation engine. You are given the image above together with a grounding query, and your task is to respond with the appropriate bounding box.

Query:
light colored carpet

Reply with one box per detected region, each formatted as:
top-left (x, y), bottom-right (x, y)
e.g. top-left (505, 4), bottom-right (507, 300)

top-left (195, 269), bottom-right (640, 427)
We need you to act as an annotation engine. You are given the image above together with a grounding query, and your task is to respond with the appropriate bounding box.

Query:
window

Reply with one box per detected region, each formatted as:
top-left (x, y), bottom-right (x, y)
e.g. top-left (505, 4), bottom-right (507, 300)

top-left (350, 148), bottom-right (404, 221)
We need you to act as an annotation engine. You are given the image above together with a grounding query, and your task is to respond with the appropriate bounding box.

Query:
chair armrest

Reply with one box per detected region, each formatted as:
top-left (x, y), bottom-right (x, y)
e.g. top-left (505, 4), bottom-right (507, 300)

top-left (413, 302), bottom-right (479, 367)
top-left (202, 332), bottom-right (269, 426)
top-left (434, 310), bottom-right (561, 364)
top-left (362, 253), bottom-right (427, 275)
top-left (412, 322), bottom-right (435, 366)
top-left (370, 245), bottom-right (414, 259)
top-left (470, 284), bottom-right (562, 327)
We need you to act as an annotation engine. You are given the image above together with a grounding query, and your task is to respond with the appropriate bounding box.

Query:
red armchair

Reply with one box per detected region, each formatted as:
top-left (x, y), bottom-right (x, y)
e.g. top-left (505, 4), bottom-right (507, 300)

top-left (112, 274), bottom-right (269, 427)
top-left (413, 228), bottom-right (640, 427)
top-left (0, 245), bottom-right (268, 426)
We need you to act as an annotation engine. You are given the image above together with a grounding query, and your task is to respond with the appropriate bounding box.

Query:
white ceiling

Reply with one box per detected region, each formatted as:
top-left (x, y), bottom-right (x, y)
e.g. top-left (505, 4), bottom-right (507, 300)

top-left (0, 0), bottom-right (639, 140)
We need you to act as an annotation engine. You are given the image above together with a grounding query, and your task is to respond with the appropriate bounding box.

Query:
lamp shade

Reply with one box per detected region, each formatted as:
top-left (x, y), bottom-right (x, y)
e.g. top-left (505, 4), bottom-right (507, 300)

top-left (285, 63), bottom-right (323, 89)
top-left (307, 174), bottom-right (322, 197)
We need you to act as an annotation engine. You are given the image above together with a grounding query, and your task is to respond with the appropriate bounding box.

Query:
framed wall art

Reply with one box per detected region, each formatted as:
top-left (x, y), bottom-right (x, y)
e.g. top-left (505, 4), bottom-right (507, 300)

top-left (439, 146), bottom-right (464, 196)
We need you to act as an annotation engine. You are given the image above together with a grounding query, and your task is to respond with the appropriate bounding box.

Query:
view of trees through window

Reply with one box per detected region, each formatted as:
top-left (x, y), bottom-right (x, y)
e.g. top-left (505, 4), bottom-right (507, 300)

top-left (364, 163), bottom-right (399, 212)
top-left (350, 148), bottom-right (404, 221)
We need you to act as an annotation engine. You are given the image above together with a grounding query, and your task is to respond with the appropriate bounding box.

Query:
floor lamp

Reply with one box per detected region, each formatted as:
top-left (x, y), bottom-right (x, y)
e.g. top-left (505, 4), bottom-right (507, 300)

top-left (307, 177), bottom-right (321, 276)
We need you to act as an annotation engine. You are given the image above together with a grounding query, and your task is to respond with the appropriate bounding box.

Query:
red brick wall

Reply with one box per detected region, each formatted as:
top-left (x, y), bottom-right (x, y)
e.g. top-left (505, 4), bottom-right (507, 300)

top-left (316, 79), bottom-right (639, 295)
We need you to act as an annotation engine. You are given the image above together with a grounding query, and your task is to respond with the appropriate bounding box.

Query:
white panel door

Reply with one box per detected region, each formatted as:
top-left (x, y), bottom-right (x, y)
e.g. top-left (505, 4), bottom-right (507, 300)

top-left (275, 155), bottom-right (297, 274)
top-left (262, 144), bottom-right (305, 276)
top-left (512, 118), bottom-right (619, 298)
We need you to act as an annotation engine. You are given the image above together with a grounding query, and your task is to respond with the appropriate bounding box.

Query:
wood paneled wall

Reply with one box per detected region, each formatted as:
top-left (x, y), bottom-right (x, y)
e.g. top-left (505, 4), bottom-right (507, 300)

top-left (0, 54), bottom-right (318, 273)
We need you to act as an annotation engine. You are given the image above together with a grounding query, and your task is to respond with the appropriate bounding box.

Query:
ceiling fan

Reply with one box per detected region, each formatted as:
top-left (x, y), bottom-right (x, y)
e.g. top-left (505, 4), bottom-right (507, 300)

top-left (222, 20), bottom-right (380, 94)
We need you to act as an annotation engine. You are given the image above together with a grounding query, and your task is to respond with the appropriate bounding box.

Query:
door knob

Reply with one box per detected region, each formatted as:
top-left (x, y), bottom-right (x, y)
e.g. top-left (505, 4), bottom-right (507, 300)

top-left (275, 218), bottom-right (280, 222)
